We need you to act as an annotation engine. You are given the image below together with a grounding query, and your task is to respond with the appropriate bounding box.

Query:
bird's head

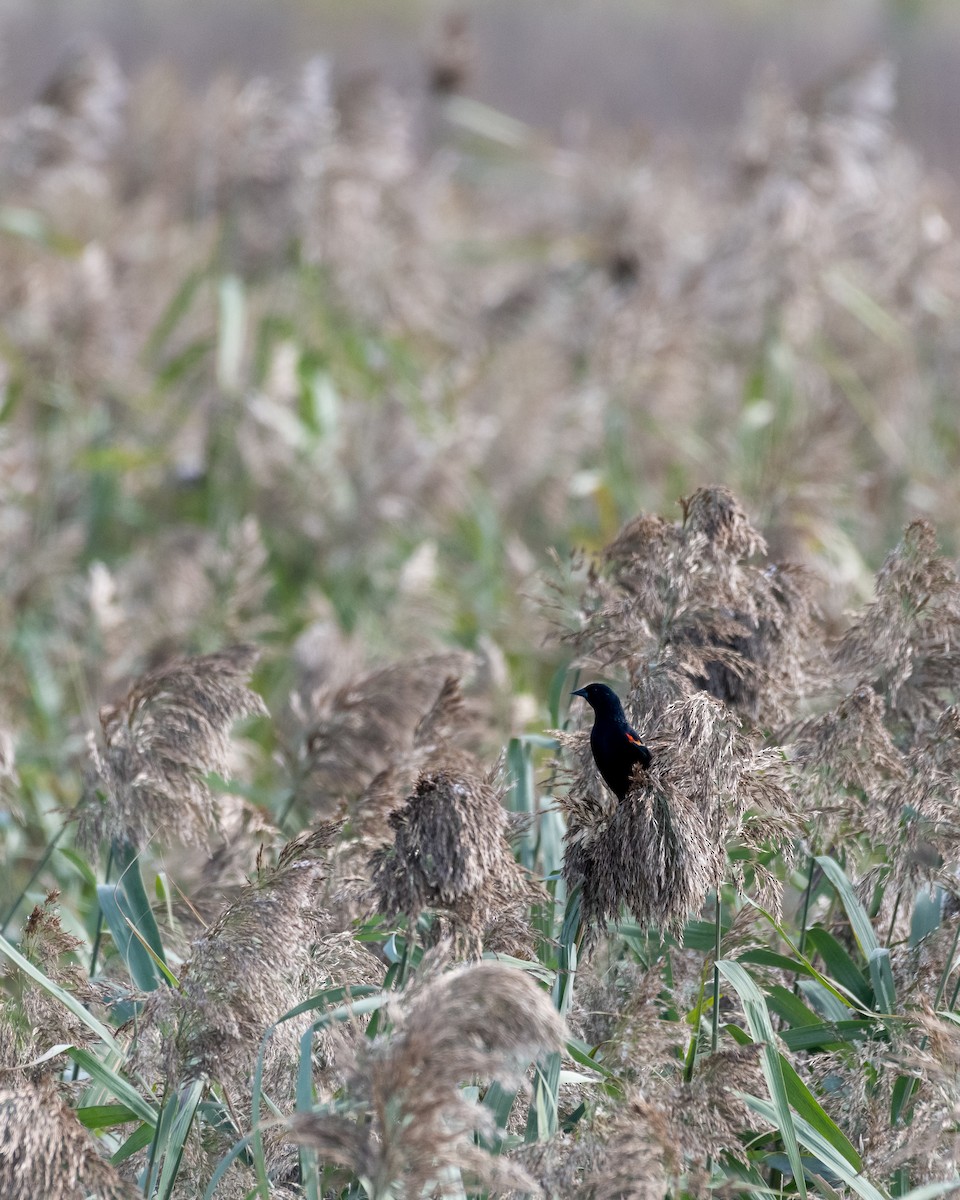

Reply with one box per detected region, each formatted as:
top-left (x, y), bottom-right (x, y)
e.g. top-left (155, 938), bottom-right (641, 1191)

top-left (571, 682), bottom-right (624, 715)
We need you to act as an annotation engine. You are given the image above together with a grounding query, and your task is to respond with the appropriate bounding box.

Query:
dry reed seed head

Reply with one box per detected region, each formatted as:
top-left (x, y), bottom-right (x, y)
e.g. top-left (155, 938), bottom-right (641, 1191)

top-left (0, 1082), bottom-right (139, 1200)
top-left (172, 825), bottom-right (342, 1090)
top-left (369, 765), bottom-right (543, 956)
top-left (580, 1094), bottom-right (680, 1200)
top-left (858, 1003), bottom-right (960, 1182)
top-left (792, 684), bottom-right (906, 830)
top-left (288, 961), bottom-right (565, 1196)
top-left (564, 768), bottom-right (719, 944)
top-left (564, 688), bottom-right (797, 942)
top-left (836, 519), bottom-right (960, 722)
top-left (680, 486), bottom-right (767, 562)
top-left (296, 652), bottom-right (475, 812)
top-left (583, 1044), bottom-right (765, 1200)
top-left (343, 678), bottom-right (482, 847)
top-left (79, 644), bottom-right (267, 852)
top-left (571, 490), bottom-right (821, 723)
top-left (872, 706), bottom-right (960, 894)
top-left (7, 892), bottom-right (104, 1074)
top-left (578, 1036), bottom-right (763, 1195)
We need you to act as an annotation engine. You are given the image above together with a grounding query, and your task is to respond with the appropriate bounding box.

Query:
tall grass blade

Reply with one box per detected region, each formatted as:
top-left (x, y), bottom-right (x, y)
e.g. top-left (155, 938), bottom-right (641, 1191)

top-left (717, 959), bottom-right (807, 1198)
top-left (155, 1080), bottom-right (204, 1200)
top-left (0, 933), bottom-right (123, 1052)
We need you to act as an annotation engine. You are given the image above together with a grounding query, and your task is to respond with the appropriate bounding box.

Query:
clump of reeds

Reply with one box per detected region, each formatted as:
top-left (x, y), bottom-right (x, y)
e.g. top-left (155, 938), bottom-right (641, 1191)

top-left (581, 1046), bottom-right (764, 1199)
top-left (794, 519), bottom-right (960, 905)
top-left (2, 893), bottom-right (101, 1078)
top-left (370, 759), bottom-right (543, 956)
top-left (567, 487), bottom-right (821, 726)
top-left (288, 652), bottom-right (475, 817)
top-left (557, 489), bottom-right (802, 940)
top-left (560, 685), bottom-right (795, 940)
top-left (836, 519), bottom-right (960, 728)
top-left (139, 825), bottom-right (357, 1097)
top-left (0, 1081), bottom-right (138, 1200)
top-left (287, 957), bottom-right (566, 1196)
top-left (79, 644), bottom-right (267, 851)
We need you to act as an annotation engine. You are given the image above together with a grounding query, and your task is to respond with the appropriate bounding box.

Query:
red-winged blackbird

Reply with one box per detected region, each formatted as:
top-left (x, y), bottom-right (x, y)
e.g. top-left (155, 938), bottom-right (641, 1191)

top-left (571, 682), bottom-right (651, 801)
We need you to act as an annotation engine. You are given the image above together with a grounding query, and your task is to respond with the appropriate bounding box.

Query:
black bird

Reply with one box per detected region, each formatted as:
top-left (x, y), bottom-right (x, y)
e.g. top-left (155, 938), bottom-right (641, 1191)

top-left (571, 682), bottom-right (651, 801)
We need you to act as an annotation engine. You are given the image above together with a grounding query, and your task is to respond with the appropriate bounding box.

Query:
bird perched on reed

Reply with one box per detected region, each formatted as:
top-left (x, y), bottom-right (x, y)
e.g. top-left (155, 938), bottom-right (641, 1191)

top-left (571, 682), bottom-right (651, 800)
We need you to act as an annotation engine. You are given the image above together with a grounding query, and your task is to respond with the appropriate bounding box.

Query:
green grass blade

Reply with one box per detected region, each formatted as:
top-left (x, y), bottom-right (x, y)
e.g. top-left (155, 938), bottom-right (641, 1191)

top-left (816, 856), bottom-right (883, 960)
top-left (0, 933), bottom-right (123, 1053)
top-left (75, 1103), bottom-right (140, 1130)
top-left (867, 947), bottom-right (896, 1014)
top-left (909, 887), bottom-right (943, 949)
top-left (798, 980), bottom-right (854, 1023)
top-left (765, 985), bottom-right (821, 1027)
top-left (155, 1080), bottom-right (204, 1200)
top-left (742, 1094), bottom-right (886, 1200)
top-left (778, 1054), bottom-right (861, 1170)
top-left (526, 895), bottom-right (579, 1143)
top-left (780, 1020), bottom-right (880, 1053)
top-left (804, 928), bottom-right (873, 1008)
top-left (202, 1132), bottom-right (258, 1200)
top-left (481, 1080), bottom-right (518, 1152)
top-left (217, 274), bottom-right (247, 392)
top-left (111, 1122), bottom-right (154, 1165)
top-left (67, 1047), bottom-right (157, 1127)
top-left (298, 1024), bottom-right (321, 1200)
top-left (717, 959), bottom-right (807, 1199)
top-left (96, 883), bottom-right (163, 992)
top-left (112, 841), bottom-right (168, 966)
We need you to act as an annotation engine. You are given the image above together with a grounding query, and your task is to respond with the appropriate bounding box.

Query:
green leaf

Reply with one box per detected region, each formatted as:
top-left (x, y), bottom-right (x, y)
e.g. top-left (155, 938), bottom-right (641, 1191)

top-left (765, 985), bottom-right (821, 1028)
top-left (155, 1080), bottom-right (204, 1200)
top-left (217, 274), bottom-right (247, 392)
top-left (816, 856), bottom-right (885, 966)
top-left (203, 1133), bottom-right (257, 1200)
top-left (778, 1054), bottom-right (861, 1170)
top-left (867, 947), bottom-right (896, 1014)
top-left (526, 893), bottom-right (579, 1143)
top-left (506, 737), bottom-right (536, 870)
top-left (67, 1047), bottom-right (157, 1127)
top-left (566, 1038), bottom-right (620, 1084)
top-left (717, 960), bottom-right (807, 1199)
top-left (909, 887), bottom-right (943, 949)
top-left (482, 1080), bottom-right (518, 1154)
top-left (298, 1022), bottom-right (321, 1200)
top-left (743, 1094), bottom-right (887, 1200)
top-left (96, 883), bottom-right (163, 992)
top-left (798, 979), bottom-right (853, 1024)
top-left (685, 916), bottom-right (732, 951)
top-left (111, 1122), bottom-right (155, 1165)
top-left (805, 928), bottom-right (873, 1008)
top-left (780, 1020), bottom-right (880, 1053)
top-left (58, 847), bottom-right (98, 889)
top-left (75, 1103), bottom-right (140, 1130)
top-left (113, 842), bottom-right (168, 965)
top-left (890, 1073), bottom-right (917, 1129)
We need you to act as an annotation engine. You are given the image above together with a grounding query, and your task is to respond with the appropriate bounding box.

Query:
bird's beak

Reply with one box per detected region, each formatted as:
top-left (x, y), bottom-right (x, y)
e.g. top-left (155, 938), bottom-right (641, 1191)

top-left (570, 687), bottom-right (588, 698)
